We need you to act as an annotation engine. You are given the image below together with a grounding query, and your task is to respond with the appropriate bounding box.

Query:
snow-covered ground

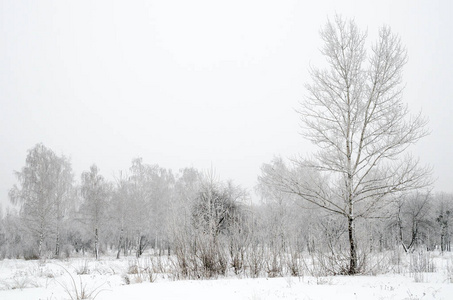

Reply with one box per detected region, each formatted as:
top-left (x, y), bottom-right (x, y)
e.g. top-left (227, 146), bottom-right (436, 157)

top-left (1, 252), bottom-right (453, 300)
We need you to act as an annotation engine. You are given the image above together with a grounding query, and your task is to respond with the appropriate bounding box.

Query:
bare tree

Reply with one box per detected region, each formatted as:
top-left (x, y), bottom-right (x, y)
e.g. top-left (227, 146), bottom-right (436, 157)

top-left (170, 168), bottom-right (249, 278)
top-left (9, 144), bottom-right (74, 258)
top-left (192, 181), bottom-right (242, 239)
top-left (434, 193), bottom-right (453, 252)
top-left (260, 16), bottom-right (431, 274)
top-left (79, 164), bottom-right (110, 259)
top-left (110, 171), bottom-right (132, 259)
top-left (146, 165), bottom-right (175, 256)
top-left (52, 155), bottom-right (74, 257)
top-left (169, 167), bottom-right (202, 277)
top-left (128, 158), bottom-right (151, 257)
top-left (125, 158), bottom-right (175, 257)
top-left (390, 192), bottom-right (433, 253)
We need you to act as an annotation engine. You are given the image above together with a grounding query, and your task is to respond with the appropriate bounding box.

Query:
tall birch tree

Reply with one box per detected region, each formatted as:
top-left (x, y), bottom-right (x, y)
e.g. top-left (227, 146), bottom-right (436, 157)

top-left (260, 16), bottom-right (431, 274)
top-left (9, 144), bottom-right (73, 258)
top-left (80, 164), bottom-right (110, 259)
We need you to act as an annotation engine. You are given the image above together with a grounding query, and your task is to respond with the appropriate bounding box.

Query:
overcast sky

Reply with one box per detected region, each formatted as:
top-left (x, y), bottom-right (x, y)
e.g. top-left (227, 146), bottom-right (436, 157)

top-left (1, 0), bottom-right (452, 210)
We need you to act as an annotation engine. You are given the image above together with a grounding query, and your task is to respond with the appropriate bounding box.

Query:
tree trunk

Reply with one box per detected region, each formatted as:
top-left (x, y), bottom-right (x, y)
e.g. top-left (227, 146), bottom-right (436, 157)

top-left (38, 232), bottom-right (44, 258)
top-left (155, 235), bottom-right (158, 255)
top-left (397, 213), bottom-right (409, 253)
top-left (116, 228), bottom-right (123, 259)
top-left (444, 222), bottom-right (451, 252)
top-left (348, 216), bottom-right (357, 274)
top-left (124, 237), bottom-right (128, 256)
top-left (136, 233), bottom-right (142, 258)
top-left (94, 227), bottom-right (99, 259)
top-left (55, 229), bottom-right (60, 258)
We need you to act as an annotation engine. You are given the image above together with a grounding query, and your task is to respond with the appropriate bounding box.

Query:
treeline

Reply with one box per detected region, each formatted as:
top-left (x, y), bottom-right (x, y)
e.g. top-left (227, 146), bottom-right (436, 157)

top-left (0, 143), bottom-right (452, 277)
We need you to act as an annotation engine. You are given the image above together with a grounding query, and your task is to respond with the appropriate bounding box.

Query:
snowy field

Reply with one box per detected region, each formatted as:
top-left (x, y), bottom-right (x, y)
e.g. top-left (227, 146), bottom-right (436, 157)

top-left (1, 251), bottom-right (453, 300)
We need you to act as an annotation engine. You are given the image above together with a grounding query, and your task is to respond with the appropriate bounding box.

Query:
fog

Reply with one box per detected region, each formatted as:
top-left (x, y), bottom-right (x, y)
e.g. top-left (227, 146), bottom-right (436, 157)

top-left (1, 0), bottom-right (452, 210)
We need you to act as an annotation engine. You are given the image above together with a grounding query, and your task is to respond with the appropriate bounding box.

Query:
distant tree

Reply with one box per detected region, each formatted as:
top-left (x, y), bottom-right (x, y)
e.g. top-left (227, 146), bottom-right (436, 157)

top-left (434, 193), bottom-right (453, 252)
top-left (257, 163), bottom-right (316, 254)
top-left (171, 167), bottom-right (201, 233)
top-left (128, 158), bottom-right (151, 257)
top-left (9, 144), bottom-right (73, 258)
top-left (79, 164), bottom-right (110, 259)
top-left (390, 192), bottom-right (433, 252)
top-left (0, 209), bottom-right (24, 259)
top-left (170, 168), bottom-right (249, 278)
top-left (110, 171), bottom-right (133, 258)
top-left (190, 172), bottom-right (248, 277)
top-left (170, 167), bottom-right (202, 265)
top-left (52, 155), bottom-right (74, 257)
top-left (150, 167), bottom-right (175, 255)
top-left (260, 16), bottom-right (431, 274)
top-left (192, 175), bottom-right (246, 239)
top-left (127, 158), bottom-right (175, 257)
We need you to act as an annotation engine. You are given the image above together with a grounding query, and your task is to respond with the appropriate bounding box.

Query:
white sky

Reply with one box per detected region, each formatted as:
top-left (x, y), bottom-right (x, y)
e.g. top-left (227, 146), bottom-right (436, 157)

top-left (1, 0), bottom-right (452, 209)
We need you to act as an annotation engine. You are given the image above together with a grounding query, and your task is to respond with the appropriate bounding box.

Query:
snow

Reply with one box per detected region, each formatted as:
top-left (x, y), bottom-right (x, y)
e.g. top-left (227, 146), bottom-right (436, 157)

top-left (1, 253), bottom-right (453, 300)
